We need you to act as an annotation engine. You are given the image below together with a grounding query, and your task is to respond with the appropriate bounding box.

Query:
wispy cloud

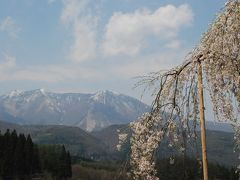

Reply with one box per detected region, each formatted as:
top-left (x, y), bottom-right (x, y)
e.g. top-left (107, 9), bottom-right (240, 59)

top-left (0, 53), bottom-right (16, 69)
top-left (110, 48), bottom-right (190, 78)
top-left (103, 4), bottom-right (193, 56)
top-left (0, 53), bottom-right (16, 81)
top-left (8, 65), bottom-right (103, 82)
top-left (165, 40), bottom-right (182, 49)
top-left (0, 16), bottom-right (21, 38)
top-left (61, 0), bottom-right (98, 63)
top-left (48, 0), bottom-right (57, 4)
top-left (0, 53), bottom-right (104, 82)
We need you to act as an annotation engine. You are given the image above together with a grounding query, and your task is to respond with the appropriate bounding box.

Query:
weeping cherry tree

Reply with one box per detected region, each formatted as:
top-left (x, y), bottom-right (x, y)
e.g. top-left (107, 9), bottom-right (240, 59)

top-left (128, 1), bottom-right (240, 179)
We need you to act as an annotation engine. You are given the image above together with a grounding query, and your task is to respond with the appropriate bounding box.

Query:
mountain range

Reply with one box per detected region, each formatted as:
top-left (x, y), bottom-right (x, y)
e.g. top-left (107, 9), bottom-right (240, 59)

top-left (0, 89), bottom-right (149, 131)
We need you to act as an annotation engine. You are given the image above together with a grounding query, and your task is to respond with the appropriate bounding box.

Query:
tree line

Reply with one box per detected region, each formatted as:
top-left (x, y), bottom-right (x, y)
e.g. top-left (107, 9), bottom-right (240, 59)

top-left (156, 156), bottom-right (239, 180)
top-left (69, 155), bottom-right (239, 180)
top-left (39, 144), bottom-right (72, 179)
top-left (0, 129), bottom-right (72, 179)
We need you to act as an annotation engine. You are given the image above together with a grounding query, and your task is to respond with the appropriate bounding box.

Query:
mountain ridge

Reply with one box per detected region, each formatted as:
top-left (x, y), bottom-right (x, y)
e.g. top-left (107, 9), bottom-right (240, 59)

top-left (0, 89), bottom-right (150, 131)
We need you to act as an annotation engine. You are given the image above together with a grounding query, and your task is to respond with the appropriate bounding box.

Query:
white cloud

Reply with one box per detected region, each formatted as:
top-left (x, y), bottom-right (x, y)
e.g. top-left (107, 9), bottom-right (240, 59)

top-left (61, 0), bottom-right (87, 25)
top-left (59, 2), bottom-right (193, 62)
top-left (0, 16), bottom-right (21, 38)
top-left (103, 4), bottom-right (193, 56)
top-left (61, 0), bottom-right (97, 63)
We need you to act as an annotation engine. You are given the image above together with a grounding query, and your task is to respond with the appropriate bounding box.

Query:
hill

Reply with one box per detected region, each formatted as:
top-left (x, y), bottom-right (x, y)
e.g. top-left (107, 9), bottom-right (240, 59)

top-left (0, 121), bottom-right (107, 158)
top-left (0, 120), bottom-right (237, 167)
top-left (92, 123), bottom-right (238, 167)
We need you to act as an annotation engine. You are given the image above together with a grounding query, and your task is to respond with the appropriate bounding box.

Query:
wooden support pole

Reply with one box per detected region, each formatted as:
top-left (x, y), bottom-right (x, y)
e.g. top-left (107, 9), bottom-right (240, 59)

top-left (197, 60), bottom-right (209, 180)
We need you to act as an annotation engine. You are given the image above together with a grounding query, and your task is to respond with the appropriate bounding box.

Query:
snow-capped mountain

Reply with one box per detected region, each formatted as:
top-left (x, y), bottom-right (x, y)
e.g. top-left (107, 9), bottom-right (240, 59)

top-left (0, 89), bottom-right (150, 131)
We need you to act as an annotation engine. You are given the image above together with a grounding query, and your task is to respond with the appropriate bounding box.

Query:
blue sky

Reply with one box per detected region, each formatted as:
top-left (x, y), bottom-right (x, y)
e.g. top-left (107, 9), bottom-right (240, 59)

top-left (0, 0), bottom-right (226, 104)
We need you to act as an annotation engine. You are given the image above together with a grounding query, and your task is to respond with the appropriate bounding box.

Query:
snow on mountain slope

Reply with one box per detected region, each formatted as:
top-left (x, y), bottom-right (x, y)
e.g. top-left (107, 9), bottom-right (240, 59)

top-left (0, 89), bottom-right (150, 131)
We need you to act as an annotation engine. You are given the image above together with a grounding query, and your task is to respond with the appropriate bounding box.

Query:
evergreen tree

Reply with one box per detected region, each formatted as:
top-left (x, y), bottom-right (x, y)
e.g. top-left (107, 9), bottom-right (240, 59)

top-left (32, 144), bottom-right (41, 174)
top-left (2, 129), bottom-right (12, 178)
top-left (66, 151), bottom-right (72, 178)
top-left (0, 131), bottom-right (3, 177)
top-left (14, 133), bottom-right (26, 179)
top-left (25, 134), bottom-right (34, 175)
top-left (59, 145), bottom-right (67, 178)
top-left (10, 130), bottom-right (18, 176)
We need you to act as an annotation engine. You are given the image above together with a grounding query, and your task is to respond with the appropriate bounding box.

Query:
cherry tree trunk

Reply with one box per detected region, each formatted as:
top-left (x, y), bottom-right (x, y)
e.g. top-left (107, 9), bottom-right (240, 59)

top-left (198, 60), bottom-right (209, 180)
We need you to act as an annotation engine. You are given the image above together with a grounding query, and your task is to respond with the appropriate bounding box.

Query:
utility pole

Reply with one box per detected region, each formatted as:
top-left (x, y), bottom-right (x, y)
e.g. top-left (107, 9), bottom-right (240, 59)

top-left (197, 59), bottom-right (209, 180)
